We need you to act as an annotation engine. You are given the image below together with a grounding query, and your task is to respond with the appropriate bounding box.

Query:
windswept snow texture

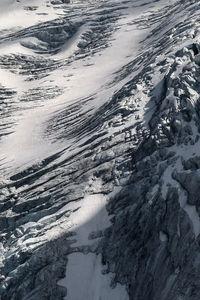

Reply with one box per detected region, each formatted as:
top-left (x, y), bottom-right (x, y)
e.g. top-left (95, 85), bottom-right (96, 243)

top-left (1, 0), bottom-right (200, 299)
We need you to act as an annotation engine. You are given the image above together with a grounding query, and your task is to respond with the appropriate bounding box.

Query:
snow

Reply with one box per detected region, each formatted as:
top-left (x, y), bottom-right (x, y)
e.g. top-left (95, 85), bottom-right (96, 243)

top-left (0, 0), bottom-right (59, 31)
top-left (0, 3), bottom-right (138, 171)
top-left (58, 194), bottom-right (129, 299)
top-left (0, 0), bottom-right (150, 173)
top-left (59, 253), bottom-right (128, 300)
top-left (66, 194), bottom-right (110, 246)
top-left (0, 0), bottom-right (175, 176)
top-left (0, 2), bottom-right (171, 297)
top-left (1, 0), bottom-right (195, 298)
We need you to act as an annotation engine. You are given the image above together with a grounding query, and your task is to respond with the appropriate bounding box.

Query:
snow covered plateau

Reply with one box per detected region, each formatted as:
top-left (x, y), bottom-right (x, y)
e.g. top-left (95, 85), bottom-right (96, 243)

top-left (1, 0), bottom-right (200, 299)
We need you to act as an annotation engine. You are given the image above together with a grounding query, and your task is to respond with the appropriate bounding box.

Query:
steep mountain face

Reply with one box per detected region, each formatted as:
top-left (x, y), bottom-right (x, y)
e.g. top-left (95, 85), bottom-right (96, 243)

top-left (0, 0), bottom-right (200, 299)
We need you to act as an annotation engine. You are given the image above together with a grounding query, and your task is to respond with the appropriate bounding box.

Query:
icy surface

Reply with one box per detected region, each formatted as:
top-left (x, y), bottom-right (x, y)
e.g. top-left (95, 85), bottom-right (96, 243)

top-left (59, 253), bottom-right (128, 300)
top-left (1, 0), bottom-right (200, 299)
top-left (57, 194), bottom-right (128, 298)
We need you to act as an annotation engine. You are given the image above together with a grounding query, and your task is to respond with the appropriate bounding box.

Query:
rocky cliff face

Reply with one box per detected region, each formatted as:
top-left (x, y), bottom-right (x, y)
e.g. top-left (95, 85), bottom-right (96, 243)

top-left (0, 0), bottom-right (200, 299)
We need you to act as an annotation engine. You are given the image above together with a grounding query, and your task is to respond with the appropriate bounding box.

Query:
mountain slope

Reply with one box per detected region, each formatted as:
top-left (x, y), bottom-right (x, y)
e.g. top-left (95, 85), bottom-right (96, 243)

top-left (0, 0), bottom-right (200, 299)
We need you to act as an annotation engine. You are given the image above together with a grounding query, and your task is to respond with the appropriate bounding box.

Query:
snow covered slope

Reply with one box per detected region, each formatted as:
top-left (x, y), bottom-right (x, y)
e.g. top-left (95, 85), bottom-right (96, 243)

top-left (1, 0), bottom-right (200, 299)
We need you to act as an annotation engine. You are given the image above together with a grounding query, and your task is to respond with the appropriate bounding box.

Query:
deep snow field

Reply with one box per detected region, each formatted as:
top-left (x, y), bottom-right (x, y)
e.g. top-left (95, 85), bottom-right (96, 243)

top-left (1, 0), bottom-right (200, 299)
